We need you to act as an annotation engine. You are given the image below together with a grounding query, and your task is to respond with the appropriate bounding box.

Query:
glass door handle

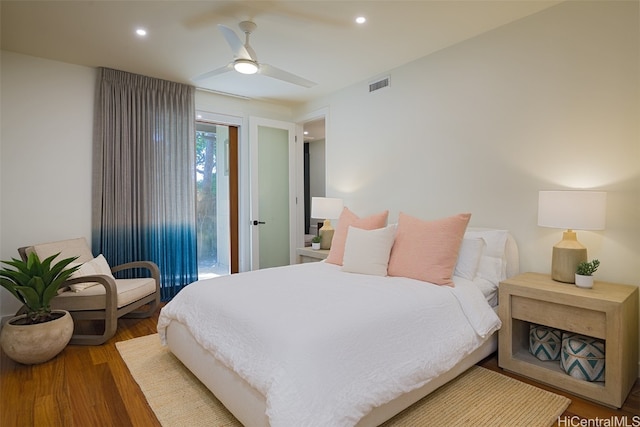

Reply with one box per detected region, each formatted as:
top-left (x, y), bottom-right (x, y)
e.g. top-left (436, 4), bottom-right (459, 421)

top-left (252, 220), bottom-right (266, 225)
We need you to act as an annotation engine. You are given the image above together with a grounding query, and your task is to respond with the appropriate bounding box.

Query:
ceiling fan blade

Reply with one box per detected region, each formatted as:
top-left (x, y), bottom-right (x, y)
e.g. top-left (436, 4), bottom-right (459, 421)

top-left (217, 24), bottom-right (252, 60)
top-left (192, 63), bottom-right (234, 81)
top-left (259, 63), bottom-right (317, 88)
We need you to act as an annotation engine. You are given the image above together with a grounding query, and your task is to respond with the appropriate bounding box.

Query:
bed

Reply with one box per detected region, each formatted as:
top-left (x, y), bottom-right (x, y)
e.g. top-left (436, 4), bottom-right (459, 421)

top-left (158, 223), bottom-right (518, 427)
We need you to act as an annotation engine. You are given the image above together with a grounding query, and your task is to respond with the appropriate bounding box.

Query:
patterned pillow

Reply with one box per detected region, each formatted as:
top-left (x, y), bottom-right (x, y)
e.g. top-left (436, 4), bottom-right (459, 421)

top-left (561, 333), bottom-right (605, 382)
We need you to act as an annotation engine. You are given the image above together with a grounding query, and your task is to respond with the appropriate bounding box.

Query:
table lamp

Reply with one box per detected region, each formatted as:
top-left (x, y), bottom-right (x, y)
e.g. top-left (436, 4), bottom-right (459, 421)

top-left (311, 197), bottom-right (344, 250)
top-left (537, 191), bottom-right (606, 283)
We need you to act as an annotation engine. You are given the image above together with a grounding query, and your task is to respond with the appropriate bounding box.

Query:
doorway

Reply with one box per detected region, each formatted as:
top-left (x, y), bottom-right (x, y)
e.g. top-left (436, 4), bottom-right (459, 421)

top-left (195, 121), bottom-right (239, 277)
top-left (301, 116), bottom-right (326, 242)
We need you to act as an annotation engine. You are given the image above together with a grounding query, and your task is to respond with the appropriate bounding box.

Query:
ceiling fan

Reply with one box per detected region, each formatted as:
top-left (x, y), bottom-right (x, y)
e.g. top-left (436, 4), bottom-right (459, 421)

top-left (194, 21), bottom-right (317, 88)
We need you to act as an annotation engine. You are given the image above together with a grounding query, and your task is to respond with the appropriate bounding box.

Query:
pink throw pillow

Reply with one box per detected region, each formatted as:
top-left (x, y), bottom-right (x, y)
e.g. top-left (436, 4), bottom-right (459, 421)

top-left (387, 212), bottom-right (471, 286)
top-left (325, 207), bottom-right (389, 265)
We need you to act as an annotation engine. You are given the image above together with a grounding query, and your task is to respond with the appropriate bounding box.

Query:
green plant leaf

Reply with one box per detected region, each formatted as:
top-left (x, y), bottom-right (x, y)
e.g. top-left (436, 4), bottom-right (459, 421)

top-left (42, 281), bottom-right (61, 308)
top-left (0, 277), bottom-right (26, 303)
top-left (31, 276), bottom-right (46, 300)
top-left (1, 252), bottom-right (81, 322)
top-left (0, 268), bottom-right (31, 287)
top-left (1, 258), bottom-right (34, 284)
top-left (48, 256), bottom-right (79, 279)
top-left (15, 286), bottom-right (42, 310)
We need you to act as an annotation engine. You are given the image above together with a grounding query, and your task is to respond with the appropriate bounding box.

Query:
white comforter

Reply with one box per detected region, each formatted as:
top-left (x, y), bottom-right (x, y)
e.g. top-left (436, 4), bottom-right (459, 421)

top-left (157, 262), bottom-right (501, 427)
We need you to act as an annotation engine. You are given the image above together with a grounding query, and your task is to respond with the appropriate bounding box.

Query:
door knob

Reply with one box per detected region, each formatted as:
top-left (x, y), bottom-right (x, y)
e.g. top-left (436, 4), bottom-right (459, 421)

top-left (252, 220), bottom-right (266, 225)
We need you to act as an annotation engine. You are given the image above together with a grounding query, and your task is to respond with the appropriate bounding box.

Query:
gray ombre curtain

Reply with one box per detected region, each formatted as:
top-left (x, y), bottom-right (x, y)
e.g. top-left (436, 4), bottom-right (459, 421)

top-left (92, 67), bottom-right (197, 300)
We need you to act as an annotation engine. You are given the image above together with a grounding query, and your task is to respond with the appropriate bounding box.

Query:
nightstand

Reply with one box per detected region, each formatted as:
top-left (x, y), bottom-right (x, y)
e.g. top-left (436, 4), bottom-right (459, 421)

top-left (296, 247), bottom-right (330, 263)
top-left (498, 272), bottom-right (638, 408)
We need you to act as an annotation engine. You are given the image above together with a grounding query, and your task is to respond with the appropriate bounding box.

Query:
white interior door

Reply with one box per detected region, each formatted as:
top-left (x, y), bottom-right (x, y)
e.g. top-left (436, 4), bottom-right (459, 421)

top-left (250, 117), bottom-right (297, 270)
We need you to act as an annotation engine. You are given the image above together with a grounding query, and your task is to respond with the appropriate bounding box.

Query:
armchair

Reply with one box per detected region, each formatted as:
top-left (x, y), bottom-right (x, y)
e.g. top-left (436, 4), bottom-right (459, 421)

top-left (18, 237), bottom-right (160, 345)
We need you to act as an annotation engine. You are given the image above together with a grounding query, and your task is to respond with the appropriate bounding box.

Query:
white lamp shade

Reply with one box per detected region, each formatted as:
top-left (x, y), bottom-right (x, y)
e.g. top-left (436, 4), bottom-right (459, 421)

top-left (538, 191), bottom-right (606, 230)
top-left (311, 197), bottom-right (344, 220)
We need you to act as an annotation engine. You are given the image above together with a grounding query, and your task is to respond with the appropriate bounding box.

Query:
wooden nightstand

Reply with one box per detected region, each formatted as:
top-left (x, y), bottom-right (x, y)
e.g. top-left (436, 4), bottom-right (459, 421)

top-left (498, 272), bottom-right (638, 408)
top-left (296, 247), bottom-right (330, 263)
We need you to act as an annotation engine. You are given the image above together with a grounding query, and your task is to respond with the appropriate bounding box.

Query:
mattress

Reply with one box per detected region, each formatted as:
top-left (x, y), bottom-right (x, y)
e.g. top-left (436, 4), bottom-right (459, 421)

top-left (164, 314), bottom-right (498, 427)
top-left (158, 228), bottom-right (518, 426)
top-left (159, 262), bottom-right (501, 427)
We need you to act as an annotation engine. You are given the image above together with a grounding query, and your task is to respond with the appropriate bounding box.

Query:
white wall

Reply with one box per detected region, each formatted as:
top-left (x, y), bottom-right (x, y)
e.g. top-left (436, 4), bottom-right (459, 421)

top-left (0, 51), bottom-right (96, 316)
top-left (298, 0), bottom-right (639, 286)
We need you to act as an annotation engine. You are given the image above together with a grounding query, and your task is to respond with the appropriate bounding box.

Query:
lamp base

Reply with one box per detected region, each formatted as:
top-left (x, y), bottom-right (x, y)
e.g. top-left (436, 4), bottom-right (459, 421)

top-left (319, 219), bottom-right (334, 250)
top-left (551, 231), bottom-right (587, 283)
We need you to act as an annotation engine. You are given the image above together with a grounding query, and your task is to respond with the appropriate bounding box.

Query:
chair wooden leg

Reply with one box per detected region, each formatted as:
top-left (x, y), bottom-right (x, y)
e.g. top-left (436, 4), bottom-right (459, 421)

top-left (66, 311), bottom-right (118, 346)
top-left (123, 300), bottom-right (159, 319)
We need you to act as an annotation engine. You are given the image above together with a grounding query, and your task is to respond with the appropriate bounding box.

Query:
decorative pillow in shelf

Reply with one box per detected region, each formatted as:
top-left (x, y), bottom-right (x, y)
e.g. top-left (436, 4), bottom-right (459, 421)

top-left (529, 324), bottom-right (562, 361)
top-left (325, 207), bottom-right (389, 266)
top-left (342, 225), bottom-right (396, 276)
top-left (68, 254), bottom-right (115, 292)
top-left (387, 212), bottom-right (471, 286)
top-left (560, 333), bottom-right (606, 382)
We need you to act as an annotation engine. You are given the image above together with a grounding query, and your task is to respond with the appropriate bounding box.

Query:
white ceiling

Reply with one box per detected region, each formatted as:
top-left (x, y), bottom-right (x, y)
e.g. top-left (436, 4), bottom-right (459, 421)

top-left (1, 1), bottom-right (560, 107)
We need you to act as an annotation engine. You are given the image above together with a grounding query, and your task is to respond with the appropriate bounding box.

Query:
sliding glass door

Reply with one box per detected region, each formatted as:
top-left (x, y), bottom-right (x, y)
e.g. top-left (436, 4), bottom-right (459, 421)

top-left (196, 122), bottom-right (238, 278)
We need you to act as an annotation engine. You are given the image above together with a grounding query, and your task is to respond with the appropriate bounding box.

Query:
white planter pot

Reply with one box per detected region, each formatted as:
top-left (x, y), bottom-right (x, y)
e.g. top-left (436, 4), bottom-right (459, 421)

top-left (575, 274), bottom-right (594, 289)
top-left (0, 310), bottom-right (74, 365)
top-left (311, 242), bottom-right (321, 250)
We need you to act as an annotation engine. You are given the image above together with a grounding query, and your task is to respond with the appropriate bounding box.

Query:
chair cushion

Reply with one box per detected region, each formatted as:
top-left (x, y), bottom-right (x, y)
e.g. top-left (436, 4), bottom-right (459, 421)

top-left (51, 278), bottom-right (156, 311)
top-left (30, 237), bottom-right (95, 263)
top-left (68, 254), bottom-right (115, 292)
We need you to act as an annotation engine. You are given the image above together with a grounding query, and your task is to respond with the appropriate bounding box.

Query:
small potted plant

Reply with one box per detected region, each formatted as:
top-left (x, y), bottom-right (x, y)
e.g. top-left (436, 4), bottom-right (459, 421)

top-left (575, 259), bottom-right (600, 288)
top-left (311, 235), bottom-right (321, 250)
top-left (0, 252), bottom-right (80, 364)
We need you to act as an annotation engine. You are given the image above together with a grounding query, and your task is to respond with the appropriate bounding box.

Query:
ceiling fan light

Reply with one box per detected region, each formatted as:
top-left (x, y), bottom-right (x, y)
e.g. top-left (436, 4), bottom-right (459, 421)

top-left (234, 59), bottom-right (259, 75)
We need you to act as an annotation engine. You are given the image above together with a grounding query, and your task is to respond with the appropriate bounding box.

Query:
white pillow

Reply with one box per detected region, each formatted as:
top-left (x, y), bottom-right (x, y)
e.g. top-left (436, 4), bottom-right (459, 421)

top-left (464, 229), bottom-right (509, 285)
top-left (342, 225), bottom-right (396, 276)
top-left (454, 238), bottom-right (485, 280)
top-left (68, 254), bottom-right (115, 292)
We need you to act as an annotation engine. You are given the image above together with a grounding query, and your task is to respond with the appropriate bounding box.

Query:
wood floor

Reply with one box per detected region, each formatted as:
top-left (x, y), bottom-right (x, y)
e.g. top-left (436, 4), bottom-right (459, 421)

top-left (2, 307), bottom-right (638, 426)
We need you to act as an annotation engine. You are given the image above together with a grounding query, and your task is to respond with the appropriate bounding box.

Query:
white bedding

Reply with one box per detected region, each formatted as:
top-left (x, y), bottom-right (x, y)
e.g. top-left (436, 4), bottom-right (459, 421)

top-left (158, 262), bottom-right (501, 427)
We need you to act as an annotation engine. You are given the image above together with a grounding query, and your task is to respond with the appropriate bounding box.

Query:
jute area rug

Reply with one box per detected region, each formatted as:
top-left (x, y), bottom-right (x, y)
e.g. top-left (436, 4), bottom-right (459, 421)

top-left (117, 334), bottom-right (570, 427)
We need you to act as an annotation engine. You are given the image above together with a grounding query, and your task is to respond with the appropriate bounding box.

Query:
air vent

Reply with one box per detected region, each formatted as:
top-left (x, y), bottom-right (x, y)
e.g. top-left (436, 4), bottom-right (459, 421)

top-left (369, 76), bottom-right (390, 93)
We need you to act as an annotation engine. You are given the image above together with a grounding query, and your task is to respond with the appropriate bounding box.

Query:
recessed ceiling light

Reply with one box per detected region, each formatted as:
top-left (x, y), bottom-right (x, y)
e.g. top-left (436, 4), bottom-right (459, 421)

top-left (355, 16), bottom-right (366, 24)
top-left (136, 28), bottom-right (147, 37)
top-left (304, 131), bottom-right (309, 135)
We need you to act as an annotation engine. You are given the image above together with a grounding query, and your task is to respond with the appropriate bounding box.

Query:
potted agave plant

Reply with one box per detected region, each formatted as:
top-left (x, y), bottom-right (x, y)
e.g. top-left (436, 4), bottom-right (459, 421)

top-left (0, 252), bottom-right (79, 364)
top-left (575, 259), bottom-right (600, 289)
